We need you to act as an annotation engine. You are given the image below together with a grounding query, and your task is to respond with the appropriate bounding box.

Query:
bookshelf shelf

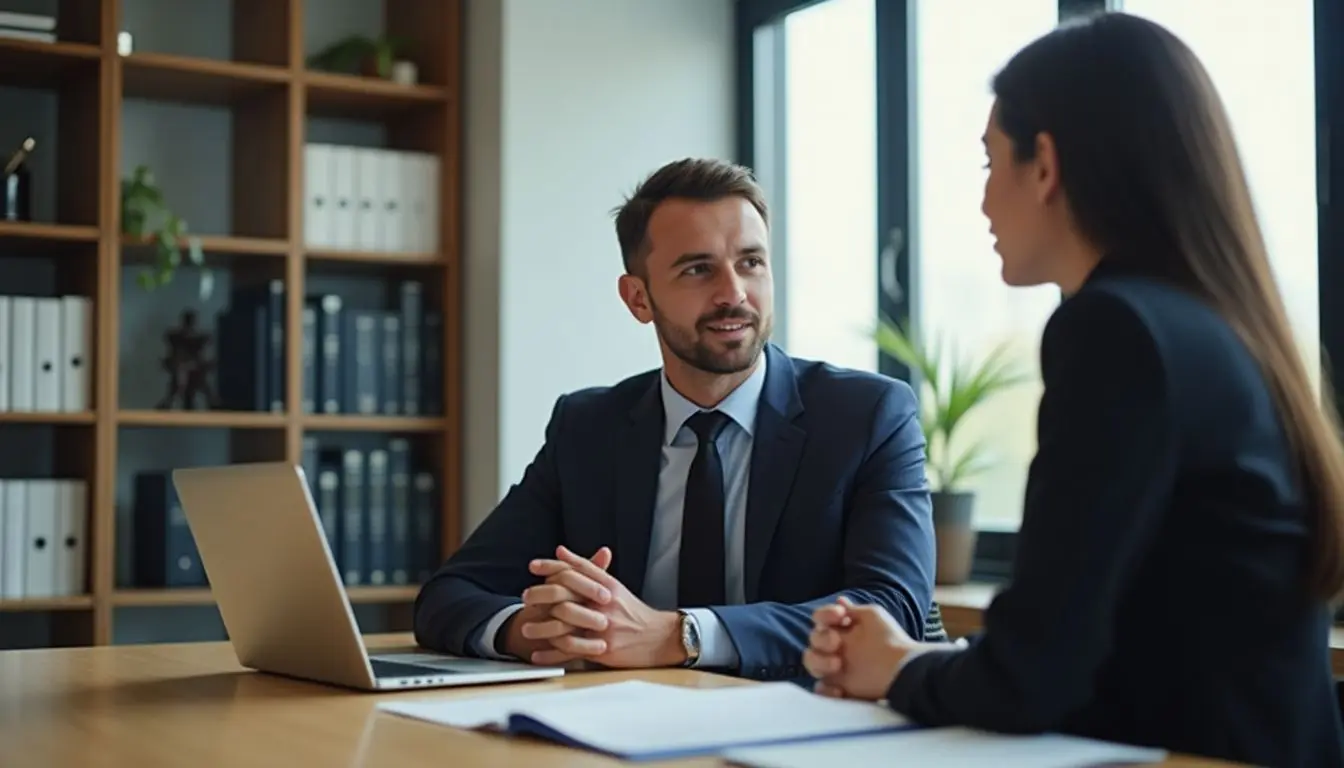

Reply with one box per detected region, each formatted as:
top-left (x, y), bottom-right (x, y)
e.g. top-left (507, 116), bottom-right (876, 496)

top-left (301, 415), bottom-right (448, 433)
top-left (0, 412), bottom-right (96, 425)
top-left (305, 248), bottom-right (444, 266)
top-left (111, 585), bottom-right (419, 607)
top-left (120, 235), bottom-right (290, 257)
top-left (304, 71), bottom-right (449, 119)
top-left (121, 52), bottom-right (289, 106)
top-left (0, 0), bottom-right (461, 650)
top-left (0, 39), bottom-right (100, 89)
top-left (0, 221), bottom-right (101, 244)
top-left (0, 596), bottom-right (94, 612)
top-left (116, 410), bottom-right (286, 429)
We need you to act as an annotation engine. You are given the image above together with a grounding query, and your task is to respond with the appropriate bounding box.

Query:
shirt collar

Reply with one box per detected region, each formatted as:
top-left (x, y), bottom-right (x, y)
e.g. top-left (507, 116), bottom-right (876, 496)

top-left (660, 352), bottom-right (768, 446)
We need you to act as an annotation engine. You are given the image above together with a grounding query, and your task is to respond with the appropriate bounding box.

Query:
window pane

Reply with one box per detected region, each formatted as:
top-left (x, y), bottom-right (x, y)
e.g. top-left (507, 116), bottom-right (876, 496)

top-left (912, 0), bottom-right (1060, 528)
top-left (1120, 0), bottom-right (1321, 395)
top-left (779, 0), bottom-right (878, 371)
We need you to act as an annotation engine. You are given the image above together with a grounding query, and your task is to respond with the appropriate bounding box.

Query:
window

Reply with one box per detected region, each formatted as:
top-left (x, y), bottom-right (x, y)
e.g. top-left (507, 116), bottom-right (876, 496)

top-left (751, 0), bottom-right (879, 371)
top-left (1119, 0), bottom-right (1321, 396)
top-left (910, 0), bottom-right (1061, 530)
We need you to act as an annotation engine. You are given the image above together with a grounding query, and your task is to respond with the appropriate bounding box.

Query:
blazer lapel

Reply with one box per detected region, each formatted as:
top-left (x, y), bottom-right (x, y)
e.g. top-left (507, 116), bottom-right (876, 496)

top-left (744, 345), bottom-right (806, 601)
top-left (612, 377), bottom-right (664, 596)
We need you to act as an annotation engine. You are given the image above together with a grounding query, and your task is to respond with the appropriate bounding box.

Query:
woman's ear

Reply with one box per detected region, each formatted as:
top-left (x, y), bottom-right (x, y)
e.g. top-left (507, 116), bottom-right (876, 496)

top-left (1033, 131), bottom-right (1062, 205)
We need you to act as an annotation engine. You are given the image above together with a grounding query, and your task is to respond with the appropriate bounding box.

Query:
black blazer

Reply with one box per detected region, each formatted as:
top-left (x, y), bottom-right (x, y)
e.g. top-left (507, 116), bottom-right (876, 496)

top-left (886, 261), bottom-right (1344, 767)
top-left (414, 344), bottom-right (939, 681)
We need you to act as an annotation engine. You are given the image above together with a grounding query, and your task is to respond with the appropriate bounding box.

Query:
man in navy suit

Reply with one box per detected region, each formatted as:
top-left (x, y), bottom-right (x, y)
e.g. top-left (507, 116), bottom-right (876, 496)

top-left (413, 158), bottom-right (937, 681)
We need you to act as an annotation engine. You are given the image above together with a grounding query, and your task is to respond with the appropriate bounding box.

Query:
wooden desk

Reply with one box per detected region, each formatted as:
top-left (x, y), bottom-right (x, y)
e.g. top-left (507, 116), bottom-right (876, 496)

top-left (934, 584), bottom-right (1344, 677)
top-left (0, 633), bottom-right (1238, 767)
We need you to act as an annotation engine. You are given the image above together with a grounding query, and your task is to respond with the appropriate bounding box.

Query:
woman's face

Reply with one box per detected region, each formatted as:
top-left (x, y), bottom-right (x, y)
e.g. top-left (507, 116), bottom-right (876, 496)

top-left (980, 100), bottom-right (1066, 288)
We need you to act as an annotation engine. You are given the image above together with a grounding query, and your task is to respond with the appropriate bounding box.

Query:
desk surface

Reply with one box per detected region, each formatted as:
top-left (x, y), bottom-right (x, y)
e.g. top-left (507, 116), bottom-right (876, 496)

top-left (0, 633), bottom-right (1239, 767)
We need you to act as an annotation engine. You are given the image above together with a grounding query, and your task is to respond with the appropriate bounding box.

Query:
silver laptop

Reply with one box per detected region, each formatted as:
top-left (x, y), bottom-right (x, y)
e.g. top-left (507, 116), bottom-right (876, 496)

top-left (171, 461), bottom-right (564, 691)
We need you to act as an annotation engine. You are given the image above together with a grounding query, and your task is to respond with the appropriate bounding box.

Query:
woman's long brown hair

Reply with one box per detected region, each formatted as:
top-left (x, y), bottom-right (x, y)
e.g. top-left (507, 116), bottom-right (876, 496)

top-left (993, 11), bottom-right (1344, 602)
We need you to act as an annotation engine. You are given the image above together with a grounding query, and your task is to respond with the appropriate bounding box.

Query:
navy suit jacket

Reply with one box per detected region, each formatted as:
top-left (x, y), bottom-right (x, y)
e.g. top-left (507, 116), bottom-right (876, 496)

top-left (887, 261), bottom-right (1344, 768)
top-left (413, 343), bottom-right (938, 681)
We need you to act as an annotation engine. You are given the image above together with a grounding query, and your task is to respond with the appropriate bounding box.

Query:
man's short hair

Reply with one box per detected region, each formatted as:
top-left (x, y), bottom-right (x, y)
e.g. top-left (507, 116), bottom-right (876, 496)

top-left (612, 158), bottom-right (769, 276)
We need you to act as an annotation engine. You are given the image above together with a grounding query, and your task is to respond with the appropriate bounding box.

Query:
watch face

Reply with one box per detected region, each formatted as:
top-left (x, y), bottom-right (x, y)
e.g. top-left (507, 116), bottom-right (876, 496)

top-left (682, 614), bottom-right (701, 657)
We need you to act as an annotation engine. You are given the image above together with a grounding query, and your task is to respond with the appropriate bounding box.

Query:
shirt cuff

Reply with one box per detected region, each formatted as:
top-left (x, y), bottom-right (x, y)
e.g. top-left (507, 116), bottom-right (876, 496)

top-left (685, 608), bottom-right (740, 669)
top-left (473, 603), bottom-right (525, 660)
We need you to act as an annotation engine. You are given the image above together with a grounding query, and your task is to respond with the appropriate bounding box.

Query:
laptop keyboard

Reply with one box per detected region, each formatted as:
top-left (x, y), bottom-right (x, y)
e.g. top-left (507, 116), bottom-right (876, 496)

top-left (370, 659), bottom-right (445, 679)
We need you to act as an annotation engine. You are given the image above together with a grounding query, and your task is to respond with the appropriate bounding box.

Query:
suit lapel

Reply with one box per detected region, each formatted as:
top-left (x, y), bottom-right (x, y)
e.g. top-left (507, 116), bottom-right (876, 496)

top-left (612, 378), bottom-right (664, 596)
top-left (744, 345), bottom-right (806, 602)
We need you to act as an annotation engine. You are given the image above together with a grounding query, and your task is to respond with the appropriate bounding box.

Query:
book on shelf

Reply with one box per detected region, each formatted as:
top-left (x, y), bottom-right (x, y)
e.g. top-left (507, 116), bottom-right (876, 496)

top-left (0, 478), bottom-right (87, 600)
top-left (301, 280), bottom-right (441, 417)
top-left (304, 143), bottom-right (440, 254)
top-left (300, 436), bottom-right (440, 588)
top-left (132, 471), bottom-right (207, 589)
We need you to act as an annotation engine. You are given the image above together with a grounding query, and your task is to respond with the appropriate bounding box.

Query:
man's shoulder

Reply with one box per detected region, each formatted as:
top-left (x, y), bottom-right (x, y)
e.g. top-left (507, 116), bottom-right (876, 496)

top-left (785, 353), bottom-right (918, 414)
top-left (554, 366), bottom-right (661, 419)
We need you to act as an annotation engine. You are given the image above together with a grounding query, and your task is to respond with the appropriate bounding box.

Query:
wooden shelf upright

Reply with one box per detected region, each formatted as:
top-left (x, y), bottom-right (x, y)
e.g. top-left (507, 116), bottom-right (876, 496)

top-left (0, 0), bottom-right (461, 647)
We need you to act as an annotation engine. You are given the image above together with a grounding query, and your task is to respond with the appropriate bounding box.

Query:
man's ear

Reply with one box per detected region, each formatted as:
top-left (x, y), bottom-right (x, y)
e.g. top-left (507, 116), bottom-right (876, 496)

top-left (618, 273), bottom-right (653, 324)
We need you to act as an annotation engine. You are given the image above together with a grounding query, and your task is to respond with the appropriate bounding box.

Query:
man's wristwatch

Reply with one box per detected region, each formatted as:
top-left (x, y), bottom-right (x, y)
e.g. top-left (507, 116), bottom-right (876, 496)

top-left (677, 610), bottom-right (702, 667)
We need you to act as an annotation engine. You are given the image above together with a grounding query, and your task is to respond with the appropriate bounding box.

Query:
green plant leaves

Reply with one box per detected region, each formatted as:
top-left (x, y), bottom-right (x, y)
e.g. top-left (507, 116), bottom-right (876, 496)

top-left (874, 315), bottom-right (1027, 493)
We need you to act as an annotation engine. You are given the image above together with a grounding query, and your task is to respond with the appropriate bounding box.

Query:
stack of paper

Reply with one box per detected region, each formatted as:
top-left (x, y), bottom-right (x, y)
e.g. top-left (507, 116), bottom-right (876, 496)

top-left (377, 680), bottom-right (911, 761)
top-left (723, 727), bottom-right (1168, 767)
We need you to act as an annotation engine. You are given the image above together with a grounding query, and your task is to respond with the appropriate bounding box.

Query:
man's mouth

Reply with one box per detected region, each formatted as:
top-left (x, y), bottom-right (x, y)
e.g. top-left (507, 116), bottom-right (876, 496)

top-left (705, 321), bottom-right (751, 332)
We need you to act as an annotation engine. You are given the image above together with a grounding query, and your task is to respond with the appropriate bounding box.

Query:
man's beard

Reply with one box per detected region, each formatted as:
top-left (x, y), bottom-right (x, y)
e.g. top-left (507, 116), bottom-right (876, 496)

top-left (649, 295), bottom-right (771, 375)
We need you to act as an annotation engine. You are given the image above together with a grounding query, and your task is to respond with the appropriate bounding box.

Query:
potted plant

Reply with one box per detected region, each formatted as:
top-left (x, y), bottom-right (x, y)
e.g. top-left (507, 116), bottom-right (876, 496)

top-left (121, 164), bottom-right (211, 298)
top-left (307, 34), bottom-right (409, 80)
top-left (874, 316), bottom-right (1028, 584)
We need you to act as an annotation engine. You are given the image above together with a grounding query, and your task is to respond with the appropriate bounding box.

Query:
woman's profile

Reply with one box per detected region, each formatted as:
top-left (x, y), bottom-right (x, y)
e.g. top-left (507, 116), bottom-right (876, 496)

top-left (804, 11), bottom-right (1344, 767)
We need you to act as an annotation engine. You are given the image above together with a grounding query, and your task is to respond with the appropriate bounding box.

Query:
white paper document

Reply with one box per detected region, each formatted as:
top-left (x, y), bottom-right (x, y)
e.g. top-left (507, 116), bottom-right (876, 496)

top-left (723, 726), bottom-right (1168, 768)
top-left (378, 680), bottom-right (910, 760)
top-left (377, 679), bottom-right (669, 730)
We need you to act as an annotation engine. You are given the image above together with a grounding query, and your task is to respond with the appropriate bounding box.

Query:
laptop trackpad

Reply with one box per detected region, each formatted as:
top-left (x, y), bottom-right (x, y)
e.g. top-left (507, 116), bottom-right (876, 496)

top-left (371, 652), bottom-right (529, 673)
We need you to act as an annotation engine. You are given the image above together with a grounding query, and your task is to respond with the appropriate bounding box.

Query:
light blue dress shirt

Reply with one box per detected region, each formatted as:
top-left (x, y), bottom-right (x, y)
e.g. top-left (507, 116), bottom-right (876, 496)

top-left (473, 354), bottom-right (768, 669)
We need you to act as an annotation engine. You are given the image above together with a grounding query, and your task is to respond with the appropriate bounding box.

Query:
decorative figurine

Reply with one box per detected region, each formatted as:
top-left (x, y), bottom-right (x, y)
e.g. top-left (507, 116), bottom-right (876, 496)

top-left (155, 309), bottom-right (219, 410)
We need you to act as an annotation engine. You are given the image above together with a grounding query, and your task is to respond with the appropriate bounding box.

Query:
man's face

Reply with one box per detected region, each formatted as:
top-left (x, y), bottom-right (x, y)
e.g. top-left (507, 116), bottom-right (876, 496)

top-left (619, 196), bottom-right (773, 375)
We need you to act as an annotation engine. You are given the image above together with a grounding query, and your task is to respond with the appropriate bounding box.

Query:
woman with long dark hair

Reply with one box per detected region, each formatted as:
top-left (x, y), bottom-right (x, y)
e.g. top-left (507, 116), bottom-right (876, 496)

top-left (803, 11), bottom-right (1344, 766)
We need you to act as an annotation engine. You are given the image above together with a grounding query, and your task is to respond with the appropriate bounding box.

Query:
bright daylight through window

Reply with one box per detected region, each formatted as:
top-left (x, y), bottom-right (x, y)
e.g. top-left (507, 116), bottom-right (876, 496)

top-left (776, 0), bottom-right (878, 373)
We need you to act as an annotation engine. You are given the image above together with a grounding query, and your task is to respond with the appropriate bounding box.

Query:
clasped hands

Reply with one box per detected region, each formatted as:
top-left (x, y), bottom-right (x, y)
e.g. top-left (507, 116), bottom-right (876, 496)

top-left (802, 595), bottom-right (929, 701)
top-left (502, 545), bottom-right (686, 669)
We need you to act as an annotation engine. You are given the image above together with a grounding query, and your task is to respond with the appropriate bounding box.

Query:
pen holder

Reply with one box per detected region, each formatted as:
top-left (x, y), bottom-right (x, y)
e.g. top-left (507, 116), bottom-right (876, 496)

top-left (2, 168), bottom-right (31, 221)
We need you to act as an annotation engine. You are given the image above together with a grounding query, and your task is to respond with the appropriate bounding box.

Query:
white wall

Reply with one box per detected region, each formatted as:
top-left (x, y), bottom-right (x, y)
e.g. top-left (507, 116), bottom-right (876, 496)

top-left (463, 0), bottom-right (737, 532)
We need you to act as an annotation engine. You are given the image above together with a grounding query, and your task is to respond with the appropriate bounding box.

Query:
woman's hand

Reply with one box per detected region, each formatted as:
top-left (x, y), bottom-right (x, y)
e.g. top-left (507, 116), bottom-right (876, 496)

top-left (802, 596), bottom-right (919, 701)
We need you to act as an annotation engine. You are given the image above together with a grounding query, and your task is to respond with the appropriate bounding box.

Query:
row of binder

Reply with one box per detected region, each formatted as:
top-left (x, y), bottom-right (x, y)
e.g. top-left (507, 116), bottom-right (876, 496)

top-left (0, 295), bottom-right (93, 414)
top-left (0, 478), bottom-right (87, 600)
top-left (304, 143), bottom-right (440, 254)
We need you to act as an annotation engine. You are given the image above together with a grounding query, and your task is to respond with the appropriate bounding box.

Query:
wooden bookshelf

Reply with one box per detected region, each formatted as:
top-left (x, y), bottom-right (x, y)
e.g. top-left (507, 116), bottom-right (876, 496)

top-left (0, 0), bottom-right (462, 648)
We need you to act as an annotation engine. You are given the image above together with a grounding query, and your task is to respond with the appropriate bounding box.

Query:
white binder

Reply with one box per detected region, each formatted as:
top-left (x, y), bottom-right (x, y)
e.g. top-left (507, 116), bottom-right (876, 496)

top-left (355, 147), bottom-right (383, 250)
top-left (23, 479), bottom-right (56, 598)
top-left (0, 295), bottom-right (10, 411)
top-left (60, 295), bottom-right (91, 412)
top-left (406, 152), bottom-right (440, 253)
top-left (378, 148), bottom-right (405, 252)
top-left (54, 480), bottom-right (86, 596)
top-left (1, 480), bottom-right (24, 598)
top-left (304, 143), bottom-right (333, 249)
top-left (331, 145), bottom-right (357, 250)
top-left (9, 297), bottom-right (35, 412)
top-left (33, 298), bottom-right (62, 411)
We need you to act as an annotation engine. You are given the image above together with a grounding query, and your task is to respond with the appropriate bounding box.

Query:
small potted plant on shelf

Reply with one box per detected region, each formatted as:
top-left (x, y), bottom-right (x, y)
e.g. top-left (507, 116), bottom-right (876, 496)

top-left (120, 164), bottom-right (210, 299)
top-left (307, 34), bottom-right (414, 83)
top-left (875, 315), bottom-right (1028, 584)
